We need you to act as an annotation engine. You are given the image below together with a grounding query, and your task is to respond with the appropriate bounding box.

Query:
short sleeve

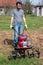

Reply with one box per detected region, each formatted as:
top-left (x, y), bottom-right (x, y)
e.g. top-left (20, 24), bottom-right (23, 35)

top-left (11, 10), bottom-right (14, 17)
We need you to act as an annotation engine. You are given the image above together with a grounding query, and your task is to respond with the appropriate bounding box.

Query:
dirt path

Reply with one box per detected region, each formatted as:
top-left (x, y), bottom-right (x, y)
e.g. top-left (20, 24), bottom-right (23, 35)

top-left (0, 30), bottom-right (43, 58)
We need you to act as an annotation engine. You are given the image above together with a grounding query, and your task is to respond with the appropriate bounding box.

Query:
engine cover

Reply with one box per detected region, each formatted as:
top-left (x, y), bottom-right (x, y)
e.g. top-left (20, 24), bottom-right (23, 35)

top-left (18, 35), bottom-right (28, 41)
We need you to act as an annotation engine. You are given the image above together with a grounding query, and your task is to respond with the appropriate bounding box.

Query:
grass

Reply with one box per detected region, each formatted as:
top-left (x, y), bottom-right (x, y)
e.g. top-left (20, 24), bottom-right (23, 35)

top-left (0, 15), bottom-right (10, 31)
top-left (0, 15), bottom-right (43, 31)
top-left (26, 15), bottom-right (43, 30)
top-left (0, 54), bottom-right (42, 65)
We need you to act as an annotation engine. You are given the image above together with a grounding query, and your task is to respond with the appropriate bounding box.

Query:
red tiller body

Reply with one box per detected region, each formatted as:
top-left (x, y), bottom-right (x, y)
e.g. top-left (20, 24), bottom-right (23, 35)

top-left (18, 35), bottom-right (28, 41)
top-left (18, 35), bottom-right (28, 47)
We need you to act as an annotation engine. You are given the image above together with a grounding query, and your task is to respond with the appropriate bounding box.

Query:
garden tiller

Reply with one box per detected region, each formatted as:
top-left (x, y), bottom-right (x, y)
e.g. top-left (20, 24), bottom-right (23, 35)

top-left (8, 26), bottom-right (40, 60)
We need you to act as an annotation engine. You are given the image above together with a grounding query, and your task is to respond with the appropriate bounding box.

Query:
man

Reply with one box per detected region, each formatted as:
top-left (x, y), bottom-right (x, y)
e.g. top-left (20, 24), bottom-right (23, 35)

top-left (10, 1), bottom-right (28, 47)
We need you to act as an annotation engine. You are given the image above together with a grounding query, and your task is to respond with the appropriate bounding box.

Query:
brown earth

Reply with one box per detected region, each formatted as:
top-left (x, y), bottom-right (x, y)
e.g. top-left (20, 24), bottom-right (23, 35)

top-left (0, 30), bottom-right (43, 58)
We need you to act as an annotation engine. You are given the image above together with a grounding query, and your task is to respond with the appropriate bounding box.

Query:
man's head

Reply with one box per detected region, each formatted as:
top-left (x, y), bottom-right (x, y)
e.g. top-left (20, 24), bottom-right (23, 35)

top-left (16, 1), bottom-right (22, 10)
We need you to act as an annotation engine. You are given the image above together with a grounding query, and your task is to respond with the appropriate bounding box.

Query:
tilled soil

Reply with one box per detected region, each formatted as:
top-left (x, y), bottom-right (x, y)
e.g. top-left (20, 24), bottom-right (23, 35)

top-left (0, 30), bottom-right (43, 58)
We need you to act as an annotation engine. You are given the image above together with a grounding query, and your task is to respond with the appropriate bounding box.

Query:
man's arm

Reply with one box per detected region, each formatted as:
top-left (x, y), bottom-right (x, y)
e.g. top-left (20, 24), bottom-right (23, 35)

top-left (23, 15), bottom-right (28, 29)
top-left (10, 16), bottom-right (14, 29)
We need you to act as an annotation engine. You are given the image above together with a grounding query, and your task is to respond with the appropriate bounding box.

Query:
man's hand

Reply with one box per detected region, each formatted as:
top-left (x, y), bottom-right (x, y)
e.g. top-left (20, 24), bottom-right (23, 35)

top-left (23, 15), bottom-right (28, 29)
top-left (10, 16), bottom-right (14, 29)
top-left (25, 23), bottom-right (28, 29)
top-left (10, 25), bottom-right (13, 29)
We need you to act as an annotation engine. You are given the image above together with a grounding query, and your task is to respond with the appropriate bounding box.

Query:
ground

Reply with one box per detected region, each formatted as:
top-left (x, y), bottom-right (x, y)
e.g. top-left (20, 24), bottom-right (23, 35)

top-left (0, 15), bottom-right (43, 65)
top-left (0, 30), bottom-right (43, 59)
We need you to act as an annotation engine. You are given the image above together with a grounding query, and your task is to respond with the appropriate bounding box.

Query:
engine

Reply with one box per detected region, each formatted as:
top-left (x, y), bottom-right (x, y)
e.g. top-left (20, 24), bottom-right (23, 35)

top-left (18, 35), bottom-right (28, 47)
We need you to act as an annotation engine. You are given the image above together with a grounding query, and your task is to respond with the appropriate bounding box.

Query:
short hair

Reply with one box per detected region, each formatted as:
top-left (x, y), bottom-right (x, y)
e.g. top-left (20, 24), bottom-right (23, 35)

top-left (16, 1), bottom-right (22, 6)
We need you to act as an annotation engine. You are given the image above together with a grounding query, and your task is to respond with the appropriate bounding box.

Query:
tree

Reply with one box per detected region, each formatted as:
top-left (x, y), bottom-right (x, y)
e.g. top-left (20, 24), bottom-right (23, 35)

top-left (23, 0), bottom-right (32, 15)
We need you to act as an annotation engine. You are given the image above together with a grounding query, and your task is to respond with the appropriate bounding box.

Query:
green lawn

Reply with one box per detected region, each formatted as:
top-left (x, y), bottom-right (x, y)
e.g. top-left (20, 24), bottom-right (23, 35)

top-left (0, 15), bottom-right (43, 30)
top-left (0, 54), bottom-right (42, 65)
